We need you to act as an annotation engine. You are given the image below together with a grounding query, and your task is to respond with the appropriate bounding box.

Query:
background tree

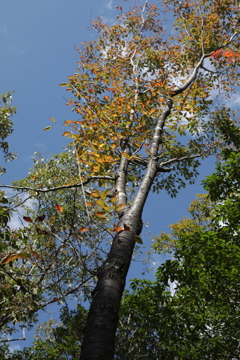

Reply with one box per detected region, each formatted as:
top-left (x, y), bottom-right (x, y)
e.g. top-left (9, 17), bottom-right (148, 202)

top-left (0, 91), bottom-right (25, 337)
top-left (0, 1), bottom-right (239, 358)
top-left (142, 117), bottom-right (240, 359)
top-left (0, 91), bottom-right (17, 175)
top-left (0, 147), bottom-right (110, 338)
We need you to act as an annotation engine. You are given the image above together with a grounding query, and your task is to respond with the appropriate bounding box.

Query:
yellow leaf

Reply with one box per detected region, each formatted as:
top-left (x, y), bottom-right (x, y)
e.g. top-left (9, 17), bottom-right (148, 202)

top-left (96, 199), bottom-right (105, 208)
top-left (122, 152), bottom-right (131, 159)
top-left (116, 204), bottom-right (125, 211)
top-left (50, 117), bottom-right (56, 123)
top-left (44, 126), bottom-right (52, 131)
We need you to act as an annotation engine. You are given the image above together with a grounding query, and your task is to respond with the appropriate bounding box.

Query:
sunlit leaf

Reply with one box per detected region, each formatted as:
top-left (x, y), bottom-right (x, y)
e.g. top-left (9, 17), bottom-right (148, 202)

top-left (86, 202), bottom-right (94, 206)
top-left (62, 131), bottom-right (72, 137)
top-left (94, 212), bottom-right (107, 220)
top-left (122, 152), bottom-right (132, 159)
top-left (96, 199), bottom-right (105, 208)
top-left (114, 225), bottom-right (124, 233)
top-left (79, 227), bottom-right (89, 232)
top-left (116, 204), bottom-right (125, 211)
top-left (54, 205), bottom-right (63, 212)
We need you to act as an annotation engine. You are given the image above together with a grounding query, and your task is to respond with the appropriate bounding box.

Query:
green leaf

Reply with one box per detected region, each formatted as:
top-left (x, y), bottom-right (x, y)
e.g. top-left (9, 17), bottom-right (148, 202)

top-left (134, 235), bottom-right (143, 244)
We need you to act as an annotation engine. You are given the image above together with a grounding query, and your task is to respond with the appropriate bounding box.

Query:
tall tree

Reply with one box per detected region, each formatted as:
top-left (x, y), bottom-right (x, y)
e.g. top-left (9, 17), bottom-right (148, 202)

top-left (0, 91), bottom-right (20, 335)
top-left (0, 1), bottom-right (239, 358)
top-left (60, 2), bottom-right (239, 358)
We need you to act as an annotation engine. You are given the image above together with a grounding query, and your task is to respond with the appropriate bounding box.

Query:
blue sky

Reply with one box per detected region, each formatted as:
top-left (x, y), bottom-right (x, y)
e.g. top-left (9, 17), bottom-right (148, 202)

top-left (0, 0), bottom-right (218, 351)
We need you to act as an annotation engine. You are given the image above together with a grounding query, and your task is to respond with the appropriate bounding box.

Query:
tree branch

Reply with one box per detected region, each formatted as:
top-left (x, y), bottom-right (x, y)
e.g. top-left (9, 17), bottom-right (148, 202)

top-left (0, 175), bottom-right (114, 194)
top-left (171, 31), bottom-right (238, 96)
top-left (159, 153), bottom-right (202, 168)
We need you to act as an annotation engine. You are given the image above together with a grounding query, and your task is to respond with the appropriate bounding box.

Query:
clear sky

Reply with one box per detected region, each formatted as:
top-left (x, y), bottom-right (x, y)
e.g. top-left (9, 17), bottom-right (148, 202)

top-left (0, 0), bottom-right (218, 350)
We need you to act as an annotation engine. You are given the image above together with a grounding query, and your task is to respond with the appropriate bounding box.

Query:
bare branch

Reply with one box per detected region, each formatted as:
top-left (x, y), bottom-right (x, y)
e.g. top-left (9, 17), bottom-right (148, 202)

top-left (159, 153), bottom-right (202, 168)
top-left (0, 175), bottom-right (114, 194)
top-left (171, 55), bottom-right (206, 96)
top-left (0, 337), bottom-right (26, 343)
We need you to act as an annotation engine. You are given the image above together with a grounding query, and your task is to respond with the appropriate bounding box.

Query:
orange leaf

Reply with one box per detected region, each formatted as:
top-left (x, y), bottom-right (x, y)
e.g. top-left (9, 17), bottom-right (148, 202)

top-left (211, 49), bottom-right (223, 60)
top-left (114, 225), bottom-right (124, 233)
top-left (54, 205), bottom-right (63, 212)
top-left (79, 227), bottom-right (89, 232)
top-left (64, 120), bottom-right (83, 125)
top-left (29, 250), bottom-right (40, 257)
top-left (94, 212), bottom-right (107, 220)
top-left (89, 191), bottom-right (100, 198)
top-left (94, 211), bottom-right (105, 216)
top-left (23, 216), bottom-right (33, 223)
top-left (62, 131), bottom-right (72, 137)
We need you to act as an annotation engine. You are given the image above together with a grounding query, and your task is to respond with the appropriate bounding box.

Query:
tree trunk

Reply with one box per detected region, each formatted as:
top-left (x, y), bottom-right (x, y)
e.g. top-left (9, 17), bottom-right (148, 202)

top-left (80, 211), bottom-right (142, 360)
